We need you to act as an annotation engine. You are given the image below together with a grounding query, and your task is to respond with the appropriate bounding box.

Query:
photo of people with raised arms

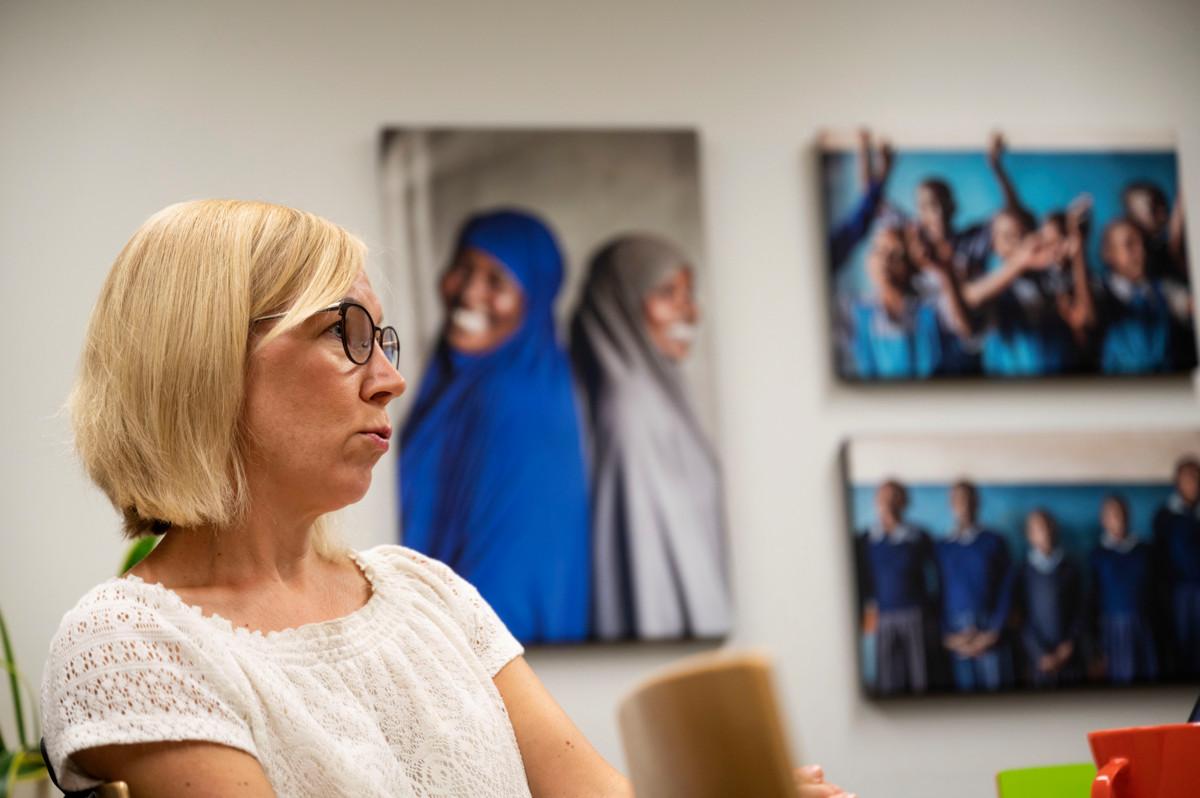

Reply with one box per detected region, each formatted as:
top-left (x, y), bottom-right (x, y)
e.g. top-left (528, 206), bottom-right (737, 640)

top-left (822, 130), bottom-right (1195, 380)
top-left (845, 430), bottom-right (1200, 697)
top-left (379, 128), bottom-right (727, 645)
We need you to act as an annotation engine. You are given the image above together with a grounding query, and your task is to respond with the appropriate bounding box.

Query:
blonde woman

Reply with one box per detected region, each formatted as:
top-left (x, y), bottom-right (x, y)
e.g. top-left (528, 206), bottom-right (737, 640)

top-left (42, 201), bottom-right (852, 798)
top-left (41, 200), bottom-right (629, 797)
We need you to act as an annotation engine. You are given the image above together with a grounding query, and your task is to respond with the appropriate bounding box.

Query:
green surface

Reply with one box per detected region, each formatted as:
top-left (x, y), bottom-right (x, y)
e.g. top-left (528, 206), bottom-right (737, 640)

top-left (996, 763), bottom-right (1097, 798)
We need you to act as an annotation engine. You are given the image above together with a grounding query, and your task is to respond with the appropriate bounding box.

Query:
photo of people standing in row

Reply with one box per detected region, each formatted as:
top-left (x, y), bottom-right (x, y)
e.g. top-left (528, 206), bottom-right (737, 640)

top-left (822, 131), bottom-right (1194, 380)
top-left (844, 431), bottom-right (1200, 697)
top-left (380, 128), bottom-right (731, 645)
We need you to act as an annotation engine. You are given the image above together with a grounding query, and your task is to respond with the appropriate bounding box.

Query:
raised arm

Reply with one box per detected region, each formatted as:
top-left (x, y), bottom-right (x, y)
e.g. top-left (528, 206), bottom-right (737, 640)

top-left (961, 236), bottom-right (1048, 309)
top-left (73, 742), bottom-right (275, 798)
top-left (1058, 197), bottom-right (1098, 338)
top-left (1168, 188), bottom-right (1188, 278)
top-left (988, 133), bottom-right (1032, 217)
top-left (857, 128), bottom-right (872, 193)
top-left (830, 132), bottom-right (895, 270)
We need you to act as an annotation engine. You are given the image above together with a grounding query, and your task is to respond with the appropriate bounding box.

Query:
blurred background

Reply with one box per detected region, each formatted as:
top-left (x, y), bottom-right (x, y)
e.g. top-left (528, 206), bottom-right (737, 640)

top-left (2, 0), bottom-right (1198, 795)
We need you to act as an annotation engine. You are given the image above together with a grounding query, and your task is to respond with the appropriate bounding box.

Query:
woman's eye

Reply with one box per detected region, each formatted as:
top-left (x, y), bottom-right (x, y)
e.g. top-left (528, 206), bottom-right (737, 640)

top-left (326, 321), bottom-right (345, 339)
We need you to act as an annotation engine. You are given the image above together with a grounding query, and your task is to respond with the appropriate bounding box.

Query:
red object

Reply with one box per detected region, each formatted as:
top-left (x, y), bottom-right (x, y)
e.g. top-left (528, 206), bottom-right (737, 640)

top-left (1088, 723), bottom-right (1200, 797)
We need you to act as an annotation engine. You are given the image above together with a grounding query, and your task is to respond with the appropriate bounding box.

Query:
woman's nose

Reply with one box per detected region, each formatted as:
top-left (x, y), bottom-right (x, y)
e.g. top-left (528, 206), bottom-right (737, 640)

top-left (460, 268), bottom-right (490, 307)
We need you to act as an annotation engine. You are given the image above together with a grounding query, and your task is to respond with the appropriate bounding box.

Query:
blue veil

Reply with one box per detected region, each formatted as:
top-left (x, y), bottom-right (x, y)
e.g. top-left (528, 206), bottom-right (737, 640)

top-left (399, 209), bottom-right (591, 644)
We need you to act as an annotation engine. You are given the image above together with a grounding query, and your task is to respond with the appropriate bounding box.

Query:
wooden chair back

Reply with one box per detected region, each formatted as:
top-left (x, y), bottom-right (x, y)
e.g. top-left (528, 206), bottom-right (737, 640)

top-left (617, 652), bottom-right (799, 798)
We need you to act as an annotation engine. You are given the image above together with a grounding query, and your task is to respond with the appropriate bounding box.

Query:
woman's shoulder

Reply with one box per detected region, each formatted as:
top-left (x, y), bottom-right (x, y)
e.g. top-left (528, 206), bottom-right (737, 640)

top-left (356, 545), bottom-right (523, 672)
top-left (46, 575), bottom-right (215, 665)
top-left (357, 544), bottom-right (468, 594)
top-left (53, 577), bottom-right (169, 637)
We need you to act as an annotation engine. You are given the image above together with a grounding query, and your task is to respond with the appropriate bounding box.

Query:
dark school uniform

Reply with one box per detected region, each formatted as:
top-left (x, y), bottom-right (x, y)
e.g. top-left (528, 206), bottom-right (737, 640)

top-left (857, 523), bottom-right (938, 695)
top-left (1090, 536), bottom-right (1159, 683)
top-left (1095, 274), bottom-right (1194, 374)
top-left (1018, 550), bottom-right (1083, 687)
top-left (936, 526), bottom-right (1016, 691)
top-left (1154, 494), bottom-right (1200, 676)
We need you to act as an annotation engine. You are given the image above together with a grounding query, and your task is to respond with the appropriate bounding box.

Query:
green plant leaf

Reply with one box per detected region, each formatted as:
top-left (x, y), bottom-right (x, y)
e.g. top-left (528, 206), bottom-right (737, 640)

top-left (0, 609), bottom-right (26, 751)
top-left (14, 745), bottom-right (44, 781)
top-left (2, 747), bottom-right (19, 798)
top-left (120, 535), bottom-right (160, 575)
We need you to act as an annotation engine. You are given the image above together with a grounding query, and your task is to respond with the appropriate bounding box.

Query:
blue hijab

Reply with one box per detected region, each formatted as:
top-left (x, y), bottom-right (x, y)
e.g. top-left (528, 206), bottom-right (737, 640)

top-left (400, 209), bottom-right (590, 644)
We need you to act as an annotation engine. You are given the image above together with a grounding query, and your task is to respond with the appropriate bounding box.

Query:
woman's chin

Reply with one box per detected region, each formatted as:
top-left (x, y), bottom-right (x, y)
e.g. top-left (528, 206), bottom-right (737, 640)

top-left (315, 473), bottom-right (374, 513)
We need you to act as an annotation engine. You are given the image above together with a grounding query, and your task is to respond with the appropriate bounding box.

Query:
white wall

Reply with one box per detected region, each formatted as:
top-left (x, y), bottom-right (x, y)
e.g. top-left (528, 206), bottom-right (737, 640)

top-left (2, 1), bottom-right (1199, 795)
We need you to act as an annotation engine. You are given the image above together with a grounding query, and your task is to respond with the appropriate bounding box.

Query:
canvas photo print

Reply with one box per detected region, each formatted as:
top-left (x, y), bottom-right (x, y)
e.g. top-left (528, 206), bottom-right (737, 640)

top-left (378, 127), bottom-right (730, 646)
top-left (844, 430), bottom-right (1200, 697)
top-left (822, 130), bottom-right (1194, 381)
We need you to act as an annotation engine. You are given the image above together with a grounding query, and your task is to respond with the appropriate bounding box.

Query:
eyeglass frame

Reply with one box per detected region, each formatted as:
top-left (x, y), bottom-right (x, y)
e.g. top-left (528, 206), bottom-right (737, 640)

top-left (251, 301), bottom-right (401, 369)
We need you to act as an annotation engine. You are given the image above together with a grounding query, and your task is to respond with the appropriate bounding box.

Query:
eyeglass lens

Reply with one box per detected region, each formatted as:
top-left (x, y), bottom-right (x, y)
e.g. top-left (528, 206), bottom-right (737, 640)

top-left (343, 304), bottom-right (400, 368)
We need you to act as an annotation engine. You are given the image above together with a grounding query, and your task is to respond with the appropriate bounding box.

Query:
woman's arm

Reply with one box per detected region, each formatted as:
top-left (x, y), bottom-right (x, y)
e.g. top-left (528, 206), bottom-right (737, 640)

top-left (1059, 203), bottom-right (1097, 337)
top-left (904, 224), bottom-right (977, 337)
top-left (1168, 189), bottom-right (1187, 276)
top-left (495, 658), bottom-right (857, 798)
top-left (988, 133), bottom-right (1031, 217)
top-left (494, 656), bottom-right (633, 798)
top-left (73, 741), bottom-right (275, 798)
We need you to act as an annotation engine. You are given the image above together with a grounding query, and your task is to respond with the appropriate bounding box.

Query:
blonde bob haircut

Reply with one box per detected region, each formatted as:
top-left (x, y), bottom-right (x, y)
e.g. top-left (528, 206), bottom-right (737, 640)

top-left (70, 199), bottom-right (367, 555)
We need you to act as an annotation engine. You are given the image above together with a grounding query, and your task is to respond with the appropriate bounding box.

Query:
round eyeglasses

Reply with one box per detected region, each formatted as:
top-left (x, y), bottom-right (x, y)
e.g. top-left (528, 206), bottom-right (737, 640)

top-left (253, 301), bottom-right (400, 369)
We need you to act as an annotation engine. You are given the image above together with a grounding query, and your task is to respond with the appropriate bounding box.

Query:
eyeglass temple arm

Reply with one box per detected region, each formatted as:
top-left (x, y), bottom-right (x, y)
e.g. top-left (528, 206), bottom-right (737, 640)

top-left (251, 304), bottom-right (343, 324)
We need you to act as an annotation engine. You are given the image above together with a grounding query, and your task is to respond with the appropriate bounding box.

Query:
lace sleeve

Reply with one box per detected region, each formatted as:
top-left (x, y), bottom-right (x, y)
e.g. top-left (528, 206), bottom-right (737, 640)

top-left (387, 547), bottom-right (525, 676)
top-left (40, 584), bottom-right (257, 791)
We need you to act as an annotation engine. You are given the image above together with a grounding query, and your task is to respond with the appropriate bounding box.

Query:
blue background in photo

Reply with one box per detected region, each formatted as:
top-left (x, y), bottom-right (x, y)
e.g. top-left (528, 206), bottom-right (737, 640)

top-left (824, 149), bottom-right (1180, 298)
top-left (848, 481), bottom-right (1173, 560)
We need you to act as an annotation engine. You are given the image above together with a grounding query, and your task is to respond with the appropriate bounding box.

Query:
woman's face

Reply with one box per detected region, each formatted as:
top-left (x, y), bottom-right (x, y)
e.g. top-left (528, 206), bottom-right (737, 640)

top-left (916, 185), bottom-right (951, 241)
top-left (1039, 220), bottom-right (1065, 252)
top-left (1103, 222), bottom-right (1147, 282)
top-left (1026, 514), bottom-right (1054, 556)
top-left (867, 227), bottom-right (912, 295)
top-left (642, 267), bottom-right (698, 361)
top-left (991, 211), bottom-right (1026, 260)
top-left (242, 271), bottom-right (406, 519)
top-left (439, 246), bottom-right (526, 354)
top-left (1101, 499), bottom-right (1128, 540)
top-left (1178, 463), bottom-right (1200, 504)
top-left (874, 483), bottom-right (906, 526)
top-left (950, 485), bottom-right (978, 527)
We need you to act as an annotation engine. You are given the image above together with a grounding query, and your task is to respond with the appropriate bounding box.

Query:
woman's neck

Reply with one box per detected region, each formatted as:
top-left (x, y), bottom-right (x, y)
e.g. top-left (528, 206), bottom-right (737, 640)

top-left (131, 505), bottom-right (324, 592)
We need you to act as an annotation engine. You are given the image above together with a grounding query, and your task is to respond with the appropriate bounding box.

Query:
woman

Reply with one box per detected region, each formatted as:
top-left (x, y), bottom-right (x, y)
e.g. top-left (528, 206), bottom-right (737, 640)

top-left (570, 234), bottom-right (731, 640)
top-left (1090, 494), bottom-right (1159, 684)
top-left (41, 200), bottom-right (625, 797)
top-left (399, 209), bottom-right (590, 645)
top-left (43, 201), bottom-right (851, 798)
top-left (1016, 509), bottom-right (1083, 688)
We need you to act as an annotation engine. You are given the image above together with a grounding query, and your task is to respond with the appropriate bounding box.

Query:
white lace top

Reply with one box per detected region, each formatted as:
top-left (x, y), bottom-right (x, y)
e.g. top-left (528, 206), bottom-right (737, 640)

top-left (40, 545), bottom-right (531, 797)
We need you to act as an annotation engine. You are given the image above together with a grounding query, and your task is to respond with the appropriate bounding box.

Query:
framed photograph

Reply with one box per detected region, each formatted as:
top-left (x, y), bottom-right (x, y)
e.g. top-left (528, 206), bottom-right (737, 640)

top-left (821, 130), bottom-right (1195, 381)
top-left (843, 430), bottom-right (1200, 697)
top-left (379, 127), bottom-right (730, 645)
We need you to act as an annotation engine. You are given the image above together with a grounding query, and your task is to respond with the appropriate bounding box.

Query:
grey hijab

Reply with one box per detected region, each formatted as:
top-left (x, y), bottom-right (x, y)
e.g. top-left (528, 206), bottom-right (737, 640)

top-left (570, 234), bottom-right (730, 640)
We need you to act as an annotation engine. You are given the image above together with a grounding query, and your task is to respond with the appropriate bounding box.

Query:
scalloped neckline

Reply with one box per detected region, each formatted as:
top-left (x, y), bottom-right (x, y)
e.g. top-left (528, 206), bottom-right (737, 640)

top-left (120, 549), bottom-right (380, 642)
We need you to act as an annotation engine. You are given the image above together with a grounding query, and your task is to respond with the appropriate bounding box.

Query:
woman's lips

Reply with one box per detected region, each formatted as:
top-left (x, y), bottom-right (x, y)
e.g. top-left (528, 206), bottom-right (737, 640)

top-left (360, 432), bottom-right (390, 452)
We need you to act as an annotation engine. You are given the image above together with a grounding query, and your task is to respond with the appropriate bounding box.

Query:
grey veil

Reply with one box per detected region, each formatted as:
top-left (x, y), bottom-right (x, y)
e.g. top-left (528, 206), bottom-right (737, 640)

top-left (570, 234), bottom-right (731, 640)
